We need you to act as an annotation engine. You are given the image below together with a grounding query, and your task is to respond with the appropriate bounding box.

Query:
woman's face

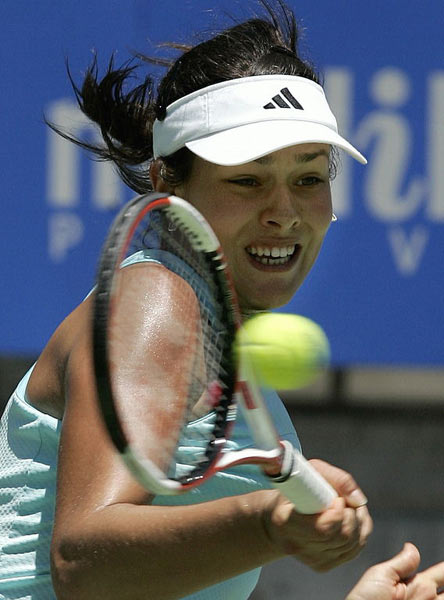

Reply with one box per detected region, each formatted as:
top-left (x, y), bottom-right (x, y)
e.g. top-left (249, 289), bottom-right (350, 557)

top-left (167, 143), bottom-right (333, 311)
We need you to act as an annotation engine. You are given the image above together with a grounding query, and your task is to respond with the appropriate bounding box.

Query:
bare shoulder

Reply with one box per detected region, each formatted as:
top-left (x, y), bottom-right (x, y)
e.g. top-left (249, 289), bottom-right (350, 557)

top-left (26, 260), bottom-right (196, 420)
top-left (26, 294), bottom-right (94, 419)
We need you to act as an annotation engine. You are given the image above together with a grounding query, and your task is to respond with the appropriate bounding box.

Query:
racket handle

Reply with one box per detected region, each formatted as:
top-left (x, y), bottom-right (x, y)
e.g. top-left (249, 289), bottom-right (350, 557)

top-left (269, 441), bottom-right (337, 514)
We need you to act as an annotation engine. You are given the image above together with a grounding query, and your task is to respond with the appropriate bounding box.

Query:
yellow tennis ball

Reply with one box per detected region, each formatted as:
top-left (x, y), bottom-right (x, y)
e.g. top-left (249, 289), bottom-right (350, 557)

top-left (235, 313), bottom-right (330, 390)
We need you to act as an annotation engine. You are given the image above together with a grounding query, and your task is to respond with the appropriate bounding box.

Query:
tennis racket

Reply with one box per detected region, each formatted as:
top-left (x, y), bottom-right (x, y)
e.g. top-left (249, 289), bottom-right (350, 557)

top-left (93, 192), bottom-right (337, 514)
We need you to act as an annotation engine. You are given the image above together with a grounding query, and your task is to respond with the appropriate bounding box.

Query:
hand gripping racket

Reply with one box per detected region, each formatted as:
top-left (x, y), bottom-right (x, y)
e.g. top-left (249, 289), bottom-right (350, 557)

top-left (93, 192), bottom-right (337, 514)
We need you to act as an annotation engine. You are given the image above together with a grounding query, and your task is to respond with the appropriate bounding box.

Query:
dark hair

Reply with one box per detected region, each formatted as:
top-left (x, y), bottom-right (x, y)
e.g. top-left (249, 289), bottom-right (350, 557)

top-left (51, 1), bottom-right (334, 194)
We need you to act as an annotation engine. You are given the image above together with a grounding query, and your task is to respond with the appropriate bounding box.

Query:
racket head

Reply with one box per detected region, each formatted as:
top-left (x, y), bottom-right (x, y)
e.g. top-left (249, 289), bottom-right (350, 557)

top-left (93, 193), bottom-right (240, 494)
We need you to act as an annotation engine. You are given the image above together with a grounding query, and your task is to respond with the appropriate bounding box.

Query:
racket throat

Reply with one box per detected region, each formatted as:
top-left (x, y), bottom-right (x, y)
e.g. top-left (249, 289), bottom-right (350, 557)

top-left (265, 440), bottom-right (296, 481)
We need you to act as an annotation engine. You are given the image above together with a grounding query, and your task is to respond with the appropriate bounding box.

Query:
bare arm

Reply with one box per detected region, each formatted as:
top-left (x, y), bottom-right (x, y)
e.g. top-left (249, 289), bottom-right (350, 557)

top-left (51, 271), bottom-right (278, 600)
top-left (50, 264), bottom-right (371, 600)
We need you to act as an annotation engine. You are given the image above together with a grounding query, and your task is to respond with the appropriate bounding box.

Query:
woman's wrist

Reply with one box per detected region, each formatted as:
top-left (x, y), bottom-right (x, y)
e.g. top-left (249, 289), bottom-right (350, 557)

top-left (234, 489), bottom-right (287, 563)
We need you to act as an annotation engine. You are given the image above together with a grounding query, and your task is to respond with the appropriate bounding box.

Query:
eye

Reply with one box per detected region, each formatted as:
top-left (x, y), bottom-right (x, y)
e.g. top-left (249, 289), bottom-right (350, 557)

top-left (296, 175), bottom-right (324, 187)
top-left (228, 177), bottom-right (260, 187)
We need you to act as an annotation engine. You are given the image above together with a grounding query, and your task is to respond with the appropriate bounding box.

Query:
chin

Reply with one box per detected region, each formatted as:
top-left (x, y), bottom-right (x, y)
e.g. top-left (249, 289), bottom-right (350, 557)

top-left (241, 292), bottom-right (295, 312)
top-left (237, 277), bottom-right (303, 312)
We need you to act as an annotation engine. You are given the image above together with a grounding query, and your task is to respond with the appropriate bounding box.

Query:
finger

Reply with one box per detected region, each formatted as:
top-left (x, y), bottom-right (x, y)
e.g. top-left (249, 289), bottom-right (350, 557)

top-left (356, 505), bottom-right (373, 545)
top-left (309, 459), bottom-right (368, 507)
top-left (388, 543), bottom-right (421, 581)
top-left (314, 496), bottom-right (347, 537)
top-left (336, 507), bottom-right (365, 553)
top-left (415, 561), bottom-right (444, 588)
top-left (308, 510), bottom-right (364, 563)
top-left (394, 582), bottom-right (408, 600)
top-left (406, 575), bottom-right (444, 600)
top-left (318, 504), bottom-right (372, 550)
top-left (316, 505), bottom-right (364, 547)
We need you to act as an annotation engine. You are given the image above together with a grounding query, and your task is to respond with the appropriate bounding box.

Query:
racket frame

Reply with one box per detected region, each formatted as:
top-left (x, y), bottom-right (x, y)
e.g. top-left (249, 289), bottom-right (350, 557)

top-left (93, 193), bottom-right (240, 494)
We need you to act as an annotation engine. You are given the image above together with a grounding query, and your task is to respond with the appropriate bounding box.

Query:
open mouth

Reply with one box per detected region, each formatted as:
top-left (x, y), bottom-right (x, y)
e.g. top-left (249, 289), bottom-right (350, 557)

top-left (246, 244), bottom-right (300, 266)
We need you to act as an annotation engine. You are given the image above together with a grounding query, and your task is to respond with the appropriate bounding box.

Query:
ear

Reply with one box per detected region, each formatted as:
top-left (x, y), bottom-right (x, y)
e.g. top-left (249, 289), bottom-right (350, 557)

top-left (150, 160), bottom-right (174, 193)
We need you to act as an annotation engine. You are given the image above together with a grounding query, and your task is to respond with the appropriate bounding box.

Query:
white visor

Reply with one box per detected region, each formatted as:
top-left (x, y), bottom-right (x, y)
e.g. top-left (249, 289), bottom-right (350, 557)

top-left (153, 75), bottom-right (367, 166)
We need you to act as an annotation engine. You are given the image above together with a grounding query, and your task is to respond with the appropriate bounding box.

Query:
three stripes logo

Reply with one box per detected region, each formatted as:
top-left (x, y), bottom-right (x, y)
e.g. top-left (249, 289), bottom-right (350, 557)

top-left (263, 87), bottom-right (303, 110)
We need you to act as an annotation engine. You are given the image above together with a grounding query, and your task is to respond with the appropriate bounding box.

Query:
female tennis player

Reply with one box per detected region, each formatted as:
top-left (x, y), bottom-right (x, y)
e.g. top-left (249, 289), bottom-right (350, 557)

top-left (1, 2), bottom-right (443, 600)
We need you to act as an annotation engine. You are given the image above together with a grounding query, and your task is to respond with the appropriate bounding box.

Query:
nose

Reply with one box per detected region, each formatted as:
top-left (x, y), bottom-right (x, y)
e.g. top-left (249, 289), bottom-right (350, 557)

top-left (259, 187), bottom-right (302, 230)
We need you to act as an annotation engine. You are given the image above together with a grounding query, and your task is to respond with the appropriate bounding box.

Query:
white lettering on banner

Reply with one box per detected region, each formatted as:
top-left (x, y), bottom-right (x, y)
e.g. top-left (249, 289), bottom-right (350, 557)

top-left (324, 69), bottom-right (354, 217)
top-left (427, 72), bottom-right (444, 221)
top-left (46, 99), bottom-right (124, 262)
top-left (46, 100), bottom-right (87, 208)
top-left (48, 213), bottom-right (84, 262)
top-left (326, 66), bottom-right (444, 277)
top-left (354, 68), bottom-right (425, 222)
top-left (91, 160), bottom-right (122, 210)
top-left (388, 226), bottom-right (429, 276)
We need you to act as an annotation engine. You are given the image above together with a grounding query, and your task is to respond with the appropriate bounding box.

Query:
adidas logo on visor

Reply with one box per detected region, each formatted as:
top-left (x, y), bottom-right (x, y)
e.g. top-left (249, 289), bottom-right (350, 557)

top-left (263, 87), bottom-right (303, 110)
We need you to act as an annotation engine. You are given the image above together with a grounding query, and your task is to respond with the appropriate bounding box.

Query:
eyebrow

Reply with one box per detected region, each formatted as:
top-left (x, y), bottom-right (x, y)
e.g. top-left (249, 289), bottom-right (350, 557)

top-left (254, 149), bottom-right (330, 165)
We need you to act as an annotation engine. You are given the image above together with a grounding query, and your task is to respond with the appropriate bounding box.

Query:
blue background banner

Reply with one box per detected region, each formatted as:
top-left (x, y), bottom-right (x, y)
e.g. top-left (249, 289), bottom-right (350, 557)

top-left (2, 1), bottom-right (443, 365)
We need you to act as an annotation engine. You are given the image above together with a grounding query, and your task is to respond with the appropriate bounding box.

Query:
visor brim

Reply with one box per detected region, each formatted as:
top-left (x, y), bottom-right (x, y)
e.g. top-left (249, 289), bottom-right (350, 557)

top-left (186, 120), bottom-right (367, 166)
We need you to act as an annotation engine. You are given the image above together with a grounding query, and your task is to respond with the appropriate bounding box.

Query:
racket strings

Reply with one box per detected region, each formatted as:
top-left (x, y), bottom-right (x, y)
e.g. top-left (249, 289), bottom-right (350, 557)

top-left (112, 205), bottom-right (235, 482)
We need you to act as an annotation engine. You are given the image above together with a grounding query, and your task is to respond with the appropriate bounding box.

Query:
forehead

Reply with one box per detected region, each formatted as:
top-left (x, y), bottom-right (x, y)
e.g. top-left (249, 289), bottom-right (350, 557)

top-left (252, 143), bottom-right (331, 165)
top-left (187, 143), bottom-right (332, 179)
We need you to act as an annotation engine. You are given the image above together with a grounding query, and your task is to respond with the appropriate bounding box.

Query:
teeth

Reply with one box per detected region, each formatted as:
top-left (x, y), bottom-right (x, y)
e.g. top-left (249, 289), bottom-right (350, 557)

top-left (256, 257), bottom-right (290, 265)
top-left (246, 244), bottom-right (297, 265)
top-left (247, 245), bottom-right (296, 258)
top-left (265, 258), bottom-right (285, 265)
